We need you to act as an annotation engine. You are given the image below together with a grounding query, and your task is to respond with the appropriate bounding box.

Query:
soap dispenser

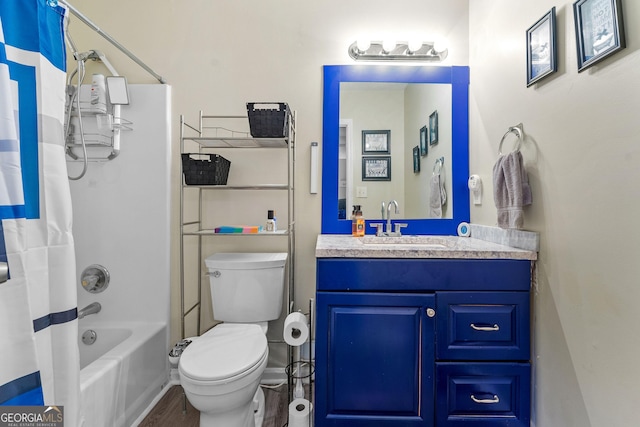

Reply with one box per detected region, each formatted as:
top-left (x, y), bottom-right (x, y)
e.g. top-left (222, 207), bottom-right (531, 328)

top-left (352, 205), bottom-right (365, 237)
top-left (351, 206), bottom-right (358, 236)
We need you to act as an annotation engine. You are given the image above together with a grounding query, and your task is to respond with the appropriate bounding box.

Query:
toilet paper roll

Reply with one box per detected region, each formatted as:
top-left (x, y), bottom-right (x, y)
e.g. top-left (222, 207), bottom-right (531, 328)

top-left (288, 398), bottom-right (313, 427)
top-left (283, 312), bottom-right (309, 346)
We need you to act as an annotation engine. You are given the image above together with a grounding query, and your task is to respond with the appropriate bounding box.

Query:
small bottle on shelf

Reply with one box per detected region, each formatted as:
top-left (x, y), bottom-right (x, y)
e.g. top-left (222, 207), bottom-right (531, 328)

top-left (266, 210), bottom-right (277, 232)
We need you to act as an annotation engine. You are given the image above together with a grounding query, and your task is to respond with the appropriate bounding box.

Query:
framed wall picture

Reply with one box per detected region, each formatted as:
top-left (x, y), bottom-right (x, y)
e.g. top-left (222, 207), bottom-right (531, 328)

top-left (413, 146), bottom-right (421, 173)
top-left (420, 126), bottom-right (428, 156)
top-left (429, 111), bottom-right (438, 145)
top-left (573, 0), bottom-right (625, 72)
top-left (527, 7), bottom-right (557, 86)
top-left (362, 156), bottom-right (391, 181)
top-left (362, 130), bottom-right (390, 154)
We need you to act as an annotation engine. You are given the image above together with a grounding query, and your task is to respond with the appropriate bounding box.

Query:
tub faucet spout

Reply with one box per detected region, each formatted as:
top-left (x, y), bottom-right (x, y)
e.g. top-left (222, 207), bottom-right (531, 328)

top-left (78, 302), bottom-right (101, 319)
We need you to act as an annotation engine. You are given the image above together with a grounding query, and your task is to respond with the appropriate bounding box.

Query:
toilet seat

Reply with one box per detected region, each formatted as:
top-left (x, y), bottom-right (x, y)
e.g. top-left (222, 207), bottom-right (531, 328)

top-left (179, 324), bottom-right (267, 383)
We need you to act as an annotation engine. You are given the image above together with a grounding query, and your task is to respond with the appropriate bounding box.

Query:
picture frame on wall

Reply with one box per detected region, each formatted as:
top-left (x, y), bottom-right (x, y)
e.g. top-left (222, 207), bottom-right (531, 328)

top-left (526, 7), bottom-right (557, 86)
top-left (573, 0), bottom-right (625, 72)
top-left (362, 156), bottom-right (391, 181)
top-left (429, 111), bottom-right (438, 145)
top-left (420, 126), bottom-right (428, 156)
top-left (362, 130), bottom-right (390, 154)
top-left (413, 146), bottom-right (421, 173)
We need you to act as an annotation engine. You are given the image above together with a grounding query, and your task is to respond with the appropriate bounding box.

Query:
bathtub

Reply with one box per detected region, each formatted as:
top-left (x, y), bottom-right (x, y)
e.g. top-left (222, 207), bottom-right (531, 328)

top-left (78, 322), bottom-right (168, 427)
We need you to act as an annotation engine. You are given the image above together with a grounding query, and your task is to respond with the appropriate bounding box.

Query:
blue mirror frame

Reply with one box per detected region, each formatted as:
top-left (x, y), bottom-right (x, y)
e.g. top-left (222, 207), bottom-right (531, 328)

top-left (321, 65), bottom-right (470, 235)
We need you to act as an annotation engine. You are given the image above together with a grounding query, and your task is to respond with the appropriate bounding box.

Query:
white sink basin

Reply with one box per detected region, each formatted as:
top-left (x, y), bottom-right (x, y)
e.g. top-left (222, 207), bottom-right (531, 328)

top-left (361, 235), bottom-right (455, 248)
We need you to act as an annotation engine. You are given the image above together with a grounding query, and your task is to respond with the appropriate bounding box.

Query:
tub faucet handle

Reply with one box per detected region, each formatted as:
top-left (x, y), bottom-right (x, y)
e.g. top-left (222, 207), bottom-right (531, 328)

top-left (81, 265), bottom-right (110, 294)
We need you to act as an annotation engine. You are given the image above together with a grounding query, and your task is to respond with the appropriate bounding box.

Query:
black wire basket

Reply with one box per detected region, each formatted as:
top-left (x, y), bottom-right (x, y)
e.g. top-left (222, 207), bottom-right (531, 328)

top-left (181, 153), bottom-right (231, 185)
top-left (246, 102), bottom-right (290, 138)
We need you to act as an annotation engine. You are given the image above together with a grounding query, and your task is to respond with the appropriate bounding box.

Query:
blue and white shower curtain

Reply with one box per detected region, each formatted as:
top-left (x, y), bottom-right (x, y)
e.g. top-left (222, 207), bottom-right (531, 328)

top-left (0, 1), bottom-right (79, 425)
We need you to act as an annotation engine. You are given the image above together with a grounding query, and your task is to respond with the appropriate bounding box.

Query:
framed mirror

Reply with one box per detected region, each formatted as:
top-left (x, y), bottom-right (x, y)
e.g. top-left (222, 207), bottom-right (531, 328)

top-left (321, 65), bottom-right (470, 235)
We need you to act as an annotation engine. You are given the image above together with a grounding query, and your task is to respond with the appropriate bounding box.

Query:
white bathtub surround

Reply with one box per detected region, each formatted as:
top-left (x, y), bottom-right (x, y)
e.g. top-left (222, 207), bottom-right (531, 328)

top-left (69, 84), bottom-right (172, 426)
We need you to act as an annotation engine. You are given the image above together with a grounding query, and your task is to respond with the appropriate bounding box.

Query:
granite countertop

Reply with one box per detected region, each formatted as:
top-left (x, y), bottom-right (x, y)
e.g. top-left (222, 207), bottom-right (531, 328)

top-left (315, 234), bottom-right (538, 260)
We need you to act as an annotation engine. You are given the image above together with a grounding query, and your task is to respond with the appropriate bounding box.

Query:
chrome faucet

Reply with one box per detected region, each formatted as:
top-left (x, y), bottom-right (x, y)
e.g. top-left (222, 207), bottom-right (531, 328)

top-left (78, 302), bottom-right (101, 319)
top-left (369, 199), bottom-right (408, 237)
top-left (386, 200), bottom-right (399, 235)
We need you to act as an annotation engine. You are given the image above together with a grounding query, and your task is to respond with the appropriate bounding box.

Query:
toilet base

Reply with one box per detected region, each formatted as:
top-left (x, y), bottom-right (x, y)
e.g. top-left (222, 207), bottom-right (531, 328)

top-left (253, 387), bottom-right (265, 427)
top-left (199, 386), bottom-right (265, 427)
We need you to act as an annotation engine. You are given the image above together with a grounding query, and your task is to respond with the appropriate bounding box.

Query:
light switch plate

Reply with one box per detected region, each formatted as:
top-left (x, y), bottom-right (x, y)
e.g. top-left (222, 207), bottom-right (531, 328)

top-left (356, 186), bottom-right (367, 198)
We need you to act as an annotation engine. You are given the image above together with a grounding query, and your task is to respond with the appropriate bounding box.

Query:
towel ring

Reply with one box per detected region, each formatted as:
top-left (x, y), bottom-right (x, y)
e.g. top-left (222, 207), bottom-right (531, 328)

top-left (498, 123), bottom-right (524, 155)
top-left (433, 157), bottom-right (444, 175)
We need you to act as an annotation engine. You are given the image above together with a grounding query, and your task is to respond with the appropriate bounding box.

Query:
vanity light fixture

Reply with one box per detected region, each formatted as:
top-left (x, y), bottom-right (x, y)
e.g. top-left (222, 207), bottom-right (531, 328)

top-left (348, 40), bottom-right (448, 62)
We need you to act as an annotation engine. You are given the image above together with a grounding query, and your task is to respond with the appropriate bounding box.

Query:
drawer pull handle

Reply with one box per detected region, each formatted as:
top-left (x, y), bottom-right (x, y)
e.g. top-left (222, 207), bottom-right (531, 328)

top-left (471, 394), bottom-right (500, 404)
top-left (470, 323), bottom-right (500, 331)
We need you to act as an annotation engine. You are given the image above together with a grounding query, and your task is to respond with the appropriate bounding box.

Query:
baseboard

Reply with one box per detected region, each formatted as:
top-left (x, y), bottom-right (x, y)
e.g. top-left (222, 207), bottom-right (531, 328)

top-left (130, 379), bottom-right (176, 426)
top-left (261, 367), bottom-right (287, 385)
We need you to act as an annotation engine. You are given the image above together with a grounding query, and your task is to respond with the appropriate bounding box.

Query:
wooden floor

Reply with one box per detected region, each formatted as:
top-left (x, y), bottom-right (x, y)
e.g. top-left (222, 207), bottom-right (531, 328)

top-left (137, 384), bottom-right (292, 427)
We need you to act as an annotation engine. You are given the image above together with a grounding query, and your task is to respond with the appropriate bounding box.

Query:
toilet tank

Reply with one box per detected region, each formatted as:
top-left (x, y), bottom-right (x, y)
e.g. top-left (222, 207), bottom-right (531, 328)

top-left (205, 253), bottom-right (288, 323)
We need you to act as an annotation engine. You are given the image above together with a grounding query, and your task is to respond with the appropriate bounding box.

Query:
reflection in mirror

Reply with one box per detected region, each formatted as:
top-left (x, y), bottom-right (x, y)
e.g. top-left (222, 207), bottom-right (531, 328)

top-left (322, 65), bottom-right (470, 235)
top-left (339, 82), bottom-right (452, 219)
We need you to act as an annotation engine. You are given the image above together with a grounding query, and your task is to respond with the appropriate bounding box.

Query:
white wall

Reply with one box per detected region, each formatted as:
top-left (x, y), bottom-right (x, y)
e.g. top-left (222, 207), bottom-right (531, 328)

top-left (341, 87), bottom-right (406, 217)
top-left (404, 84), bottom-right (452, 218)
top-left (469, 1), bottom-right (640, 426)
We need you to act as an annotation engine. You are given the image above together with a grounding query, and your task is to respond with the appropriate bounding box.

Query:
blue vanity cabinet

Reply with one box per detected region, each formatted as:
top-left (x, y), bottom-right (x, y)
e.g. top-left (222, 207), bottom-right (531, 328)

top-left (315, 257), bottom-right (532, 427)
top-left (315, 291), bottom-right (436, 426)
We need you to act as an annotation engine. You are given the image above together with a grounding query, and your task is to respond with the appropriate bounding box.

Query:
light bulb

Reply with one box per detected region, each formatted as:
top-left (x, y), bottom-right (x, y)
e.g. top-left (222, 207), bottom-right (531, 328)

top-left (356, 40), bottom-right (371, 53)
top-left (433, 38), bottom-right (448, 53)
top-left (407, 40), bottom-right (423, 54)
top-left (382, 40), bottom-right (397, 54)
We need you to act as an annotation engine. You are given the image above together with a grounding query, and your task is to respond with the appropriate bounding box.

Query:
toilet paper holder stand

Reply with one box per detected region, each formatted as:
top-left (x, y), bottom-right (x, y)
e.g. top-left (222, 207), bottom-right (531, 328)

top-left (284, 299), bottom-right (315, 425)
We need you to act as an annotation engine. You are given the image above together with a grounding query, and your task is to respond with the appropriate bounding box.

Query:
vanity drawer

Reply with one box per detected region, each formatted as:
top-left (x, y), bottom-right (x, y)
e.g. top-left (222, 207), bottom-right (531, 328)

top-left (436, 362), bottom-right (530, 427)
top-left (436, 292), bottom-right (530, 361)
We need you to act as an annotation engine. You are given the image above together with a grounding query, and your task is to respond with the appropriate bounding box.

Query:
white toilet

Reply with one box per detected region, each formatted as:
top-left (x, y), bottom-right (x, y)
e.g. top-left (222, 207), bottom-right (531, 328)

top-left (178, 252), bottom-right (288, 427)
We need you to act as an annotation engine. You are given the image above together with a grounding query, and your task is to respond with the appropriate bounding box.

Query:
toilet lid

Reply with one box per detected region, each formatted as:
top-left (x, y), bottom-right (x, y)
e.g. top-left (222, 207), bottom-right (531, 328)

top-left (179, 324), bottom-right (267, 382)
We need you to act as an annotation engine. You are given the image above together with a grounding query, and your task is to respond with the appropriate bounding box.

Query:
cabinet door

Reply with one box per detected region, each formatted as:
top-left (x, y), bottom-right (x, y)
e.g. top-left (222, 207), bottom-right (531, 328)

top-left (315, 292), bottom-right (436, 427)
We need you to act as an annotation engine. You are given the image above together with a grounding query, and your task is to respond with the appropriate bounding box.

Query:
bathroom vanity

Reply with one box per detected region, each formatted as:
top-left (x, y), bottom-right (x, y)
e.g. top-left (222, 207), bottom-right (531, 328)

top-left (315, 234), bottom-right (537, 427)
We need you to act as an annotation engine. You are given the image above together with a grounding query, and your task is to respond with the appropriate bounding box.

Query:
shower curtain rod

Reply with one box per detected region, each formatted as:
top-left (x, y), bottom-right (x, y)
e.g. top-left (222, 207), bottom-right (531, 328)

top-left (58, 0), bottom-right (166, 84)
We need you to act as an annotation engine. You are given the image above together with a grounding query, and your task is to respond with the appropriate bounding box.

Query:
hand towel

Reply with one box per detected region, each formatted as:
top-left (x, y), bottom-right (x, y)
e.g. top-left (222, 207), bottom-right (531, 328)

top-left (493, 151), bottom-right (532, 229)
top-left (429, 174), bottom-right (443, 218)
top-left (439, 173), bottom-right (447, 207)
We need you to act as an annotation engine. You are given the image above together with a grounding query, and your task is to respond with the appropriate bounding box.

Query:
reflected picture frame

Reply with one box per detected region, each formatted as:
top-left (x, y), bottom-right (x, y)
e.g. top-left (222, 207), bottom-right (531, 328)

top-left (429, 111), bottom-right (438, 145)
top-left (527, 7), bottom-right (557, 86)
top-left (573, 0), bottom-right (625, 72)
top-left (419, 126), bottom-right (428, 156)
top-left (413, 146), bottom-right (420, 173)
top-left (362, 156), bottom-right (391, 181)
top-left (362, 130), bottom-right (390, 154)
